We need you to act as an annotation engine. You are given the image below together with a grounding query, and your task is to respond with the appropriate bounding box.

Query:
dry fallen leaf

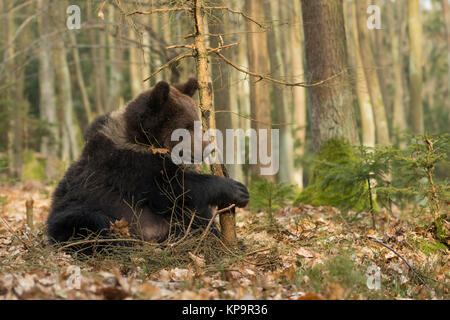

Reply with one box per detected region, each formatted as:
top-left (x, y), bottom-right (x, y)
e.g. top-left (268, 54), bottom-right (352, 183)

top-left (138, 282), bottom-right (161, 299)
top-left (188, 252), bottom-right (206, 268)
top-left (328, 283), bottom-right (345, 300)
top-left (109, 218), bottom-right (129, 236)
top-left (298, 292), bottom-right (323, 300)
top-left (283, 265), bottom-right (297, 281)
top-left (296, 247), bottom-right (315, 258)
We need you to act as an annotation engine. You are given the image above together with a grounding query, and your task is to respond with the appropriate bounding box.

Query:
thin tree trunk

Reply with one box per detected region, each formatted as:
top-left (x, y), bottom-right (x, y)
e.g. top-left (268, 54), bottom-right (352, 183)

top-left (151, 14), bottom-right (163, 84)
top-left (38, 0), bottom-right (59, 178)
top-left (208, 2), bottom-right (243, 181)
top-left (192, 0), bottom-right (236, 245)
top-left (289, 1), bottom-right (307, 187)
top-left (408, 0), bottom-right (424, 134)
top-left (233, 0), bottom-right (251, 184)
top-left (54, 10), bottom-right (80, 161)
top-left (69, 32), bottom-right (93, 123)
top-left (107, 5), bottom-right (124, 111)
top-left (350, 0), bottom-right (376, 147)
top-left (246, 0), bottom-right (275, 180)
top-left (88, 0), bottom-right (106, 115)
top-left (301, 0), bottom-right (359, 151)
top-left (3, 0), bottom-right (24, 178)
top-left (389, 0), bottom-right (407, 144)
top-left (129, 27), bottom-right (144, 97)
top-left (441, 0), bottom-right (450, 123)
top-left (372, 0), bottom-right (391, 120)
top-left (265, 0), bottom-right (295, 184)
top-left (354, 0), bottom-right (390, 145)
top-left (142, 16), bottom-right (151, 90)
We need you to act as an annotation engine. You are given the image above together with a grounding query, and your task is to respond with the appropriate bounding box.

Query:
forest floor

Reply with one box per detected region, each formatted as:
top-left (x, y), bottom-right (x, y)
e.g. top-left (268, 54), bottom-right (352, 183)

top-left (0, 181), bottom-right (448, 300)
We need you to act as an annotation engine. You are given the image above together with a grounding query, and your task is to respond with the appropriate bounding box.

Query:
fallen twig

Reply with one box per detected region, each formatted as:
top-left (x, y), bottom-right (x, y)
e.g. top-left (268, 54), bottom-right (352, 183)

top-left (368, 237), bottom-right (432, 290)
top-left (57, 237), bottom-right (156, 251)
top-left (193, 204), bottom-right (235, 255)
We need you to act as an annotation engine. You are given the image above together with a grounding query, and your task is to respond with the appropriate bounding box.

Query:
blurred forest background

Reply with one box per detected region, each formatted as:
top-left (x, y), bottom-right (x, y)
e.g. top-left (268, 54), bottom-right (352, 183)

top-left (0, 0), bottom-right (449, 186)
top-left (0, 0), bottom-right (449, 300)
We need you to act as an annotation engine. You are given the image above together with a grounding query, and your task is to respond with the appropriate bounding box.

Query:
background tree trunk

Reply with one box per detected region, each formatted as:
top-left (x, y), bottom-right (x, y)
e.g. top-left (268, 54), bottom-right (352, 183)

top-left (246, 0), bottom-right (275, 180)
top-left (3, 0), bottom-right (25, 178)
top-left (389, 0), bottom-right (407, 145)
top-left (38, 0), bottom-right (59, 178)
top-left (441, 0), bottom-right (450, 124)
top-left (54, 2), bottom-right (80, 161)
top-left (88, 0), bottom-right (107, 115)
top-left (107, 5), bottom-right (124, 111)
top-left (192, 0), bottom-right (236, 246)
top-left (354, 0), bottom-right (390, 145)
top-left (289, 1), bottom-right (307, 188)
top-left (265, 0), bottom-right (295, 184)
top-left (350, 0), bottom-right (376, 147)
top-left (301, 0), bottom-right (359, 151)
top-left (69, 32), bottom-right (93, 123)
top-left (208, 2), bottom-right (243, 182)
top-left (129, 27), bottom-right (145, 98)
top-left (408, 0), bottom-right (424, 134)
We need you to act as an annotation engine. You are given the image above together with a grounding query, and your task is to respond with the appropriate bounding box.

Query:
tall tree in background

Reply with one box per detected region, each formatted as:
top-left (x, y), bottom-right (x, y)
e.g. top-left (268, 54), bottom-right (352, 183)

top-left (354, 0), bottom-right (389, 145)
top-left (246, 0), bottom-right (275, 180)
top-left (208, 2), bottom-right (244, 182)
top-left (88, 0), bottom-right (107, 115)
top-left (388, 0), bottom-right (407, 144)
top-left (129, 26), bottom-right (145, 97)
top-left (69, 32), bottom-right (94, 123)
top-left (301, 0), bottom-right (358, 151)
top-left (38, 0), bottom-right (59, 178)
top-left (2, 0), bottom-right (26, 178)
top-left (441, 0), bottom-right (450, 123)
top-left (289, 2), bottom-right (307, 187)
top-left (265, 0), bottom-right (295, 184)
top-left (349, 0), bottom-right (375, 147)
top-left (107, 5), bottom-right (124, 111)
top-left (54, 2), bottom-right (80, 162)
top-left (408, 0), bottom-right (424, 134)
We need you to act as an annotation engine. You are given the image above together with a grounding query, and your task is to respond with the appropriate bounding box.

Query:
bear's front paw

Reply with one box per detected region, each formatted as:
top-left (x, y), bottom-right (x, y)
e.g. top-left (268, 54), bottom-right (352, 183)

top-left (225, 179), bottom-right (249, 208)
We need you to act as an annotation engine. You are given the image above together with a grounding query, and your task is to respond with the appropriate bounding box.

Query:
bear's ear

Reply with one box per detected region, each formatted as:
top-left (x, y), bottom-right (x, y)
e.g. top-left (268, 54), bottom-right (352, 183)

top-left (173, 78), bottom-right (199, 97)
top-left (149, 81), bottom-right (170, 108)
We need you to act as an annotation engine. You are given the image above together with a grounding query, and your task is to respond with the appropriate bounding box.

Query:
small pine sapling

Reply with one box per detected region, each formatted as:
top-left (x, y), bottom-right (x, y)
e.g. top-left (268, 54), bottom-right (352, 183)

top-left (248, 179), bottom-right (295, 227)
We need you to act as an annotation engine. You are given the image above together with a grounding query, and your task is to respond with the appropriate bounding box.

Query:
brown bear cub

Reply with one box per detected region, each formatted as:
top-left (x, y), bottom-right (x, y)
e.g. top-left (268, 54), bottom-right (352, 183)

top-left (46, 79), bottom-right (249, 247)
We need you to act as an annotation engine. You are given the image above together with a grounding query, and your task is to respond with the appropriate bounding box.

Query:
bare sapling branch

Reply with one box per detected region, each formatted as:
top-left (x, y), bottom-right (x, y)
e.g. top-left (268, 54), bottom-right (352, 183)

top-left (192, 0), bottom-right (237, 246)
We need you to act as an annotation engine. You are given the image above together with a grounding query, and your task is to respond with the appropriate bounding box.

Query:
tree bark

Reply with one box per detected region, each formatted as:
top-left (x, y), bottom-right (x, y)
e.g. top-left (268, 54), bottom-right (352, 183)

top-left (245, 0), bottom-right (275, 180)
top-left (38, 0), bottom-right (59, 178)
top-left (441, 0), bottom-right (450, 124)
top-left (354, 0), bottom-right (390, 145)
top-left (3, 0), bottom-right (25, 178)
top-left (192, 0), bottom-right (236, 246)
top-left (388, 0), bottom-right (407, 144)
top-left (265, 0), bottom-right (295, 184)
top-left (208, 2), bottom-right (244, 181)
top-left (69, 32), bottom-right (94, 123)
top-left (88, 0), bottom-right (107, 115)
top-left (54, 4), bottom-right (80, 161)
top-left (107, 5), bottom-right (124, 111)
top-left (350, 0), bottom-right (375, 147)
top-left (301, 0), bottom-right (359, 152)
top-left (129, 27), bottom-right (145, 97)
top-left (289, 1), bottom-right (307, 187)
top-left (408, 0), bottom-right (424, 134)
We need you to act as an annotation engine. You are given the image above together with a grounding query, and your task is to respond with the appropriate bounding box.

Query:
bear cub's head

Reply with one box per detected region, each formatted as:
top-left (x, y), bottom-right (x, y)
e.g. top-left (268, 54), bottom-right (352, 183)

top-left (102, 78), bottom-right (204, 157)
